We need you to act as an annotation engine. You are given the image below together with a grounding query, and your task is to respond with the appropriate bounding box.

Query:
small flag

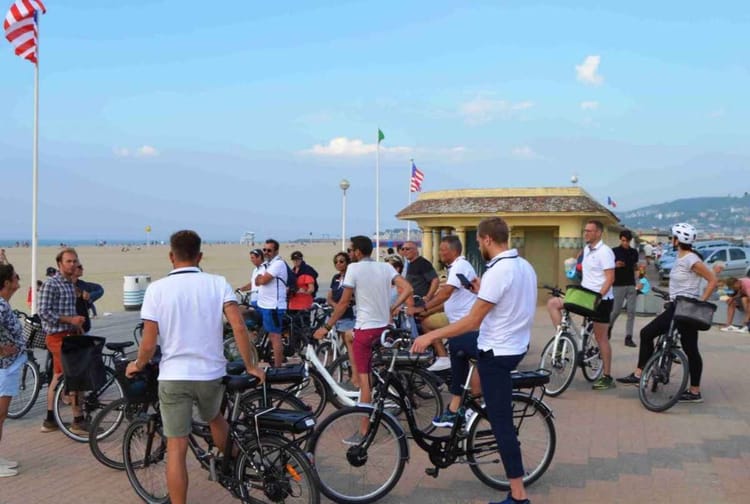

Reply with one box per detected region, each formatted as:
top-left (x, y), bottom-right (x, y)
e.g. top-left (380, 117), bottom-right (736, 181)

top-left (410, 160), bottom-right (424, 192)
top-left (377, 128), bottom-right (385, 144)
top-left (607, 196), bottom-right (617, 208)
top-left (4, 0), bottom-right (46, 64)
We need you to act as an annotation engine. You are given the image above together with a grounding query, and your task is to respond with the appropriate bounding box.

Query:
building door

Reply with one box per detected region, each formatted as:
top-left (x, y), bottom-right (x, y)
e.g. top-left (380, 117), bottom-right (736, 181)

top-left (523, 228), bottom-right (557, 290)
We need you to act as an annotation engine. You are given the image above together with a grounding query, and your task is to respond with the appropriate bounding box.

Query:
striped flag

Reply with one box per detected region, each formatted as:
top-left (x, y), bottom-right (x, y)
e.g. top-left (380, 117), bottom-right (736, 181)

top-left (4, 0), bottom-right (46, 64)
top-left (607, 196), bottom-right (617, 208)
top-left (410, 160), bottom-right (424, 192)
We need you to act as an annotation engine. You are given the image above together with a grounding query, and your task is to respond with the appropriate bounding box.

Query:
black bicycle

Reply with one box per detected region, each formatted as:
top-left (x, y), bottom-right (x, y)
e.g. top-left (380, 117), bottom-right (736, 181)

top-left (7, 311), bottom-right (52, 419)
top-left (123, 374), bottom-right (320, 503)
top-left (309, 329), bottom-right (556, 504)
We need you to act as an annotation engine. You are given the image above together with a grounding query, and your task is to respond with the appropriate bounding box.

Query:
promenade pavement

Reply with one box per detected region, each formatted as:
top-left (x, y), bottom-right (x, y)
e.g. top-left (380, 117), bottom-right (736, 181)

top-left (1, 307), bottom-right (749, 504)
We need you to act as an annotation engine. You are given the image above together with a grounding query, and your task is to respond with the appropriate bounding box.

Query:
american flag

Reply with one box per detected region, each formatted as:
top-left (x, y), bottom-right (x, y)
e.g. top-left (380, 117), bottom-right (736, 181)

top-left (4, 0), bottom-right (46, 64)
top-left (410, 160), bottom-right (424, 192)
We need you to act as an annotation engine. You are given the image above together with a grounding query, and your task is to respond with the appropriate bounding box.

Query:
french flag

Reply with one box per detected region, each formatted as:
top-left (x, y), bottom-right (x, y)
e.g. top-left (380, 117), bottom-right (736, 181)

top-left (607, 196), bottom-right (617, 208)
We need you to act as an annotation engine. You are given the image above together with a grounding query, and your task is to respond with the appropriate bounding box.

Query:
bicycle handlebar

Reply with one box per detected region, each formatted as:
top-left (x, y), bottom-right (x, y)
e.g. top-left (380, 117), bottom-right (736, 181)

top-left (379, 328), bottom-right (413, 350)
top-left (542, 285), bottom-right (565, 298)
top-left (651, 287), bottom-right (670, 301)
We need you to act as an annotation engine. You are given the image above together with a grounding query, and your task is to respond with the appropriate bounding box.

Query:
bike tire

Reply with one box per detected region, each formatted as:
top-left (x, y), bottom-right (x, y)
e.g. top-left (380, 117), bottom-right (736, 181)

top-left (392, 366), bottom-right (443, 434)
top-left (327, 354), bottom-right (356, 409)
top-left (539, 333), bottom-right (578, 396)
top-left (235, 433), bottom-right (321, 504)
top-left (289, 368), bottom-right (328, 418)
top-left (315, 340), bottom-right (336, 368)
top-left (467, 393), bottom-right (556, 490)
top-left (638, 347), bottom-right (689, 413)
top-left (240, 386), bottom-right (309, 413)
top-left (309, 405), bottom-right (407, 504)
top-left (7, 358), bottom-right (41, 419)
top-left (89, 397), bottom-right (144, 470)
top-left (580, 335), bottom-right (604, 382)
top-left (54, 366), bottom-right (124, 442)
top-left (123, 417), bottom-right (170, 504)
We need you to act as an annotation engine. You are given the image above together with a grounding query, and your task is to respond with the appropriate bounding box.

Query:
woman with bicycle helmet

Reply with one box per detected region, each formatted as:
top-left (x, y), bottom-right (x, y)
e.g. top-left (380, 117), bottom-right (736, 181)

top-left (617, 223), bottom-right (717, 403)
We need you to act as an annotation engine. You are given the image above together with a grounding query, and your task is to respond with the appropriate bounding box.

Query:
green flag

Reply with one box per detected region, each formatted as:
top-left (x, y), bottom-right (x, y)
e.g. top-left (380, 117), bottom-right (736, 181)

top-left (378, 128), bottom-right (385, 143)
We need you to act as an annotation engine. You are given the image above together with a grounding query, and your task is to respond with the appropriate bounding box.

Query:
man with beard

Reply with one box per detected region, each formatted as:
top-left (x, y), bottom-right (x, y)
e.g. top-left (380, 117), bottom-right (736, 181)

top-left (412, 217), bottom-right (537, 504)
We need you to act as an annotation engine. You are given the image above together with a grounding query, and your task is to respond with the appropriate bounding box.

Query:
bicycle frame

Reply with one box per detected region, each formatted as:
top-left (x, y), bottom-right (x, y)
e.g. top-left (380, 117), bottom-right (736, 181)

top-left (302, 343), bottom-right (359, 406)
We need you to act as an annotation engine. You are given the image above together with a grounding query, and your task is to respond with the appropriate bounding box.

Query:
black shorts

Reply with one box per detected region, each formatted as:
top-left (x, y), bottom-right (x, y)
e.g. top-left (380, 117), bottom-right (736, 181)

top-left (591, 299), bottom-right (614, 323)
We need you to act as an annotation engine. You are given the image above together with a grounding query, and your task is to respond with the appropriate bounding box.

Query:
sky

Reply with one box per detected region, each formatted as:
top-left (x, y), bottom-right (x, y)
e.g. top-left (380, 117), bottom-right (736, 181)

top-left (1, 0), bottom-right (748, 242)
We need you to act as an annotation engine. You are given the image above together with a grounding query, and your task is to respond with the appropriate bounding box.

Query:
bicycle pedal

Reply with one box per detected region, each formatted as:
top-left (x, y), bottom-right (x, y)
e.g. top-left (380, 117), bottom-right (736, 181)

top-left (425, 467), bottom-right (439, 478)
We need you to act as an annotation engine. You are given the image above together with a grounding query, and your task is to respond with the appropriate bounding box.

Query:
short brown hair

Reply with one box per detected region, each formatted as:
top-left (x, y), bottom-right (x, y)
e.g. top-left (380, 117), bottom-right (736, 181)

top-left (477, 217), bottom-right (510, 245)
top-left (170, 230), bottom-right (201, 261)
top-left (56, 247), bottom-right (78, 266)
top-left (587, 220), bottom-right (604, 232)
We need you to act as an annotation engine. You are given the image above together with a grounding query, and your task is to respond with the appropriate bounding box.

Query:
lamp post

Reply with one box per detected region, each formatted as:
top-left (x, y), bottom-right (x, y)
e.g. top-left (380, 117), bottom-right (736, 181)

top-left (339, 179), bottom-right (350, 251)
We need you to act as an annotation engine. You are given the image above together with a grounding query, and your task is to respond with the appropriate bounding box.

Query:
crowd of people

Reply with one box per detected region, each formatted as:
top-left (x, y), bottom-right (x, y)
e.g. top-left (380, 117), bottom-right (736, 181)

top-left (0, 218), bottom-right (746, 504)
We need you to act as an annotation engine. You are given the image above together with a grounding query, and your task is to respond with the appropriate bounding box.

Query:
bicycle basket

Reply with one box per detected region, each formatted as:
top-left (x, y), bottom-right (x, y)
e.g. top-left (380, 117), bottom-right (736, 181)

top-left (23, 314), bottom-right (46, 350)
top-left (673, 296), bottom-right (716, 331)
top-left (563, 285), bottom-right (602, 318)
top-left (61, 335), bottom-right (106, 392)
top-left (115, 358), bottom-right (159, 404)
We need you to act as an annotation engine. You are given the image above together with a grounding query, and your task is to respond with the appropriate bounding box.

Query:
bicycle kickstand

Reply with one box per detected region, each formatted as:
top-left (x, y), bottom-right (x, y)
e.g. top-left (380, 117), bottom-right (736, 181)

top-left (425, 466), bottom-right (439, 478)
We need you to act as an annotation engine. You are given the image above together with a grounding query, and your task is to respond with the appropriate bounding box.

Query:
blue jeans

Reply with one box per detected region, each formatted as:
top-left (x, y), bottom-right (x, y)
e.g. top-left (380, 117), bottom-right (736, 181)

top-left (477, 350), bottom-right (526, 480)
top-left (448, 331), bottom-right (478, 396)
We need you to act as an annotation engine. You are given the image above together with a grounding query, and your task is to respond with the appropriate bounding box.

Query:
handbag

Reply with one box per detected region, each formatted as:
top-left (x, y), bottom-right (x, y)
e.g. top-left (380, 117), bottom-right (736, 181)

top-left (61, 335), bottom-right (107, 392)
top-left (673, 296), bottom-right (716, 331)
top-left (23, 314), bottom-right (47, 350)
top-left (563, 285), bottom-right (602, 318)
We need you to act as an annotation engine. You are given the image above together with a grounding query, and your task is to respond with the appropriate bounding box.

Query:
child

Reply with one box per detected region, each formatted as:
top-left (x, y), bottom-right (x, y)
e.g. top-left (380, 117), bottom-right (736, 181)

top-left (636, 265), bottom-right (651, 295)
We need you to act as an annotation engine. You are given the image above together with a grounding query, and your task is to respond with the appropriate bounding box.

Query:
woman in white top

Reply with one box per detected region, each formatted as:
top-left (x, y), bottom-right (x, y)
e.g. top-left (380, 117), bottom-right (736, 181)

top-left (617, 223), bottom-right (717, 403)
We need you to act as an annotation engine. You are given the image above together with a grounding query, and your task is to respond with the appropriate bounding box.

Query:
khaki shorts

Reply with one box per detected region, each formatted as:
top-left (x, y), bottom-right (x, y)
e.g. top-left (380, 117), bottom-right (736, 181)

top-left (158, 379), bottom-right (224, 437)
top-left (423, 312), bottom-right (449, 330)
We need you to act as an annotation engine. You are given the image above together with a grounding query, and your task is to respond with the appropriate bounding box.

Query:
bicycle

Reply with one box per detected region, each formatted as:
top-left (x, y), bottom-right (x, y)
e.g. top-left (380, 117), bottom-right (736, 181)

top-left (538, 286), bottom-right (603, 396)
top-left (309, 329), bottom-right (556, 504)
top-left (123, 373), bottom-right (320, 503)
top-left (637, 287), bottom-right (689, 412)
top-left (7, 310), bottom-right (53, 419)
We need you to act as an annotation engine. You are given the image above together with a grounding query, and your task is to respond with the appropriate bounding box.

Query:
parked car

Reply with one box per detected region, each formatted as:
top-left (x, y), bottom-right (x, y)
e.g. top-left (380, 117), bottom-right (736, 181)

top-left (660, 246), bottom-right (750, 281)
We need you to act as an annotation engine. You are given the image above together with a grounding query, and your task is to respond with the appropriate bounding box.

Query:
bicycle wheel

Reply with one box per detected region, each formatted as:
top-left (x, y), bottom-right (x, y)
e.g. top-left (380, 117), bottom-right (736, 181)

top-left (315, 340), bottom-right (336, 368)
top-left (240, 387), bottom-right (309, 413)
top-left (123, 417), bottom-right (170, 504)
top-left (327, 354), bottom-right (356, 409)
top-left (7, 358), bottom-right (41, 419)
top-left (89, 398), bottom-right (143, 470)
top-left (235, 433), bottom-right (320, 504)
top-left (223, 335), bottom-right (241, 361)
top-left (467, 394), bottom-right (556, 490)
top-left (310, 406), bottom-right (407, 504)
top-left (54, 366), bottom-right (124, 442)
top-left (392, 366), bottom-right (443, 434)
top-left (638, 348), bottom-right (689, 413)
top-left (580, 335), bottom-right (604, 382)
top-left (289, 368), bottom-right (328, 418)
top-left (539, 334), bottom-right (578, 396)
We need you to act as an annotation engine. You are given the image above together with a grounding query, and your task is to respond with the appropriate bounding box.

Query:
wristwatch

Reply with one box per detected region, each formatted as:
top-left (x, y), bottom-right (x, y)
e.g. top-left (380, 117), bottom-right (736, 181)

top-left (324, 322), bottom-right (333, 331)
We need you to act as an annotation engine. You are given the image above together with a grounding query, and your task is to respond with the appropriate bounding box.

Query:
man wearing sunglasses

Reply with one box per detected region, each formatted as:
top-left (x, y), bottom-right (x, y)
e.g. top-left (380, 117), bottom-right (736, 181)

top-left (255, 239), bottom-right (288, 367)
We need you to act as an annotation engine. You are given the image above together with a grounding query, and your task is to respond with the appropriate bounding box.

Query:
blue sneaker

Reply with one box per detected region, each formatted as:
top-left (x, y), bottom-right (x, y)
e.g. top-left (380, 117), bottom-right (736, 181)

top-left (431, 408), bottom-right (458, 428)
top-left (490, 492), bottom-right (530, 504)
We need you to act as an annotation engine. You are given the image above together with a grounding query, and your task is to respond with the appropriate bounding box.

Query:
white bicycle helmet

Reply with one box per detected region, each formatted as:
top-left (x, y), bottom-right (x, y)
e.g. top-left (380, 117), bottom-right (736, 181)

top-left (671, 222), bottom-right (697, 245)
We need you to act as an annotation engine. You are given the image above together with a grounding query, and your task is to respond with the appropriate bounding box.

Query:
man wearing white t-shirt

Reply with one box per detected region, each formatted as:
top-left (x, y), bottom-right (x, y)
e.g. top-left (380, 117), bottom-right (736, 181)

top-left (581, 220), bottom-right (616, 390)
top-left (314, 235), bottom-right (413, 444)
top-left (412, 217), bottom-right (536, 504)
top-left (126, 230), bottom-right (264, 504)
top-left (255, 239), bottom-right (288, 367)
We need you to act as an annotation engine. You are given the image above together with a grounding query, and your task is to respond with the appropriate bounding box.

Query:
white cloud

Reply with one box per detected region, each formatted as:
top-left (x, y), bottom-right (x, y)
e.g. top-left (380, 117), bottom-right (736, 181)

top-left (576, 55), bottom-right (603, 86)
top-left (511, 146), bottom-right (543, 160)
top-left (460, 97), bottom-right (535, 125)
top-left (136, 145), bottom-right (159, 157)
top-left (305, 137), bottom-right (412, 157)
top-left (580, 100), bottom-right (599, 110)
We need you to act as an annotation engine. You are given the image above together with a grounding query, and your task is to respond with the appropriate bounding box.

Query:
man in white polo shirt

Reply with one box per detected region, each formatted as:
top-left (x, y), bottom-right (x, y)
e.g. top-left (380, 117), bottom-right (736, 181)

top-left (582, 219), bottom-right (616, 390)
top-left (126, 230), bottom-right (264, 504)
top-left (255, 238), bottom-right (288, 367)
top-left (314, 235), bottom-right (413, 444)
top-left (412, 217), bottom-right (536, 504)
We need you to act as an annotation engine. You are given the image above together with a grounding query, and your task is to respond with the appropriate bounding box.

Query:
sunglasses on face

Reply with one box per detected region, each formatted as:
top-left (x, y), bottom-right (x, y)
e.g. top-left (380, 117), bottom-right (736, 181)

top-left (262, 248), bottom-right (274, 253)
top-left (334, 259), bottom-right (346, 264)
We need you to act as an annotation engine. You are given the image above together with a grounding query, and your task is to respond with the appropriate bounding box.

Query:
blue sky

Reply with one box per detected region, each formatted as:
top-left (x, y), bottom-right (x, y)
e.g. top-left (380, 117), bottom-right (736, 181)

top-left (1, 0), bottom-right (748, 241)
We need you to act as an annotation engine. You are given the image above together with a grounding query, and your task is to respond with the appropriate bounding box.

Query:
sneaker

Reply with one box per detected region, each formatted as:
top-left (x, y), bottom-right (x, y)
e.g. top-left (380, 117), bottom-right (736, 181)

top-left (592, 375), bottom-right (615, 390)
top-left (432, 408), bottom-right (458, 428)
top-left (342, 432), bottom-right (365, 445)
top-left (0, 457), bottom-right (18, 469)
top-left (0, 466), bottom-right (18, 478)
top-left (624, 336), bottom-right (637, 348)
top-left (69, 421), bottom-right (90, 436)
top-left (679, 391), bottom-right (703, 403)
top-left (426, 357), bottom-right (451, 372)
top-left (490, 492), bottom-right (530, 504)
top-left (40, 419), bottom-right (59, 433)
top-left (720, 325), bottom-right (740, 332)
top-left (616, 373), bottom-right (640, 385)
top-left (738, 326), bottom-right (749, 333)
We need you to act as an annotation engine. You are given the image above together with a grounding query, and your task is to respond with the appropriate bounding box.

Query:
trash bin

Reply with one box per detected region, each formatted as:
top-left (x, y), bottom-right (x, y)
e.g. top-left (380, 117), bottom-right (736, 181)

top-left (123, 274), bottom-right (151, 310)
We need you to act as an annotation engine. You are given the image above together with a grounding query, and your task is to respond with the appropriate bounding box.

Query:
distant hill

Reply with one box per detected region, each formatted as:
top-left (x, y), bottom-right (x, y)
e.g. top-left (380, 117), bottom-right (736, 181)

top-left (619, 195), bottom-right (750, 236)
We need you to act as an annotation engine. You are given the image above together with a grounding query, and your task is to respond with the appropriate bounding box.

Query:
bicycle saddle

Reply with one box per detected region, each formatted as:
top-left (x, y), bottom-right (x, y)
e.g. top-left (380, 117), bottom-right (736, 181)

top-left (223, 375), bottom-right (260, 393)
top-left (106, 341), bottom-right (134, 351)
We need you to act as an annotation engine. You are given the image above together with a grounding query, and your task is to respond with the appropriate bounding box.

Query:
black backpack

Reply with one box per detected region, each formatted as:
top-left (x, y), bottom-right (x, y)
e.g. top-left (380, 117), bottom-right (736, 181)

top-left (279, 262), bottom-right (298, 300)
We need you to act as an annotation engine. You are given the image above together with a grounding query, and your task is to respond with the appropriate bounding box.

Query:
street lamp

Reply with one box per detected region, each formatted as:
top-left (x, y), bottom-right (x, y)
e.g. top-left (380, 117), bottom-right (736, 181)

top-left (339, 179), bottom-right (350, 251)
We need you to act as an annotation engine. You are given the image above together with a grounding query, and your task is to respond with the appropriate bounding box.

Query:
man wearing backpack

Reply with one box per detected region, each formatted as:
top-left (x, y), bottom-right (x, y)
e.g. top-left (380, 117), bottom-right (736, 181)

top-left (290, 251), bottom-right (319, 298)
top-left (255, 239), bottom-right (288, 367)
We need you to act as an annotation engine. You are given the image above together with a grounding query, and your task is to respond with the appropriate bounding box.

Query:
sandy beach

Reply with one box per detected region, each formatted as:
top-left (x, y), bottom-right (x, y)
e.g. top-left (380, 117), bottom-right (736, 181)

top-left (3, 241), bottom-right (347, 315)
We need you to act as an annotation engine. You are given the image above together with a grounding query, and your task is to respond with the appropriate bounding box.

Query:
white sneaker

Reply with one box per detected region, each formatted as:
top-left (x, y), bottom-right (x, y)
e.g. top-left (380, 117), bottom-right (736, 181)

top-left (720, 325), bottom-right (739, 332)
top-left (427, 357), bottom-right (451, 372)
top-left (0, 466), bottom-right (18, 478)
top-left (0, 457), bottom-right (17, 469)
top-left (738, 326), bottom-right (749, 333)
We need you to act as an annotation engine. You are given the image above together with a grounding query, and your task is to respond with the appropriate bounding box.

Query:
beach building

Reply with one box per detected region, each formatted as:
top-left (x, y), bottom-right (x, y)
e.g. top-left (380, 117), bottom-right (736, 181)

top-left (396, 186), bottom-right (620, 295)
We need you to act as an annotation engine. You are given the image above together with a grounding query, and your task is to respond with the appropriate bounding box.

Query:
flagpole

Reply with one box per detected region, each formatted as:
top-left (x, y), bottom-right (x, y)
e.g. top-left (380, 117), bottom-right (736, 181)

top-left (407, 159), bottom-right (412, 241)
top-left (375, 129), bottom-right (380, 261)
top-left (30, 17), bottom-right (40, 314)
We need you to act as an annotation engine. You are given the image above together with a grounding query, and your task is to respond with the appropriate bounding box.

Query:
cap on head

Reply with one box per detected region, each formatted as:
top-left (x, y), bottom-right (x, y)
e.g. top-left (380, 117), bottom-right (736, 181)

top-left (46, 266), bottom-right (57, 276)
top-left (250, 249), bottom-right (263, 257)
top-left (291, 251), bottom-right (303, 260)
